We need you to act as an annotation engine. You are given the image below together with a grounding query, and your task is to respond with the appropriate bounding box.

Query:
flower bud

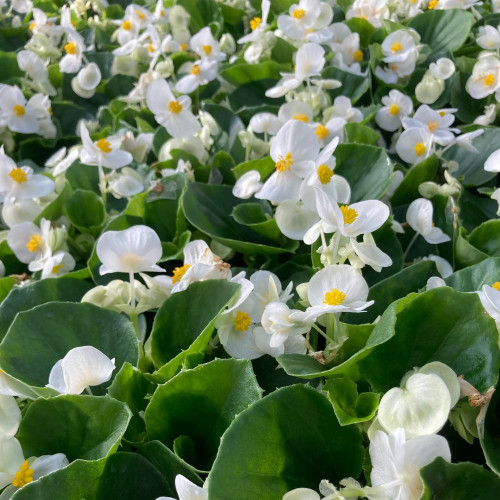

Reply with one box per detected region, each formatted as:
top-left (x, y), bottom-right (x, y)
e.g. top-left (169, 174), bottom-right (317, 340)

top-left (219, 33), bottom-right (236, 54)
top-left (415, 71), bottom-right (445, 104)
top-left (111, 55), bottom-right (138, 77)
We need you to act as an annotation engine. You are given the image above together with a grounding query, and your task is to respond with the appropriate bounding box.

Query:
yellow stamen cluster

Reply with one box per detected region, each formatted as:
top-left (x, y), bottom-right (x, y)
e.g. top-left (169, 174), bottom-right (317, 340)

top-left (172, 264), bottom-right (191, 284)
top-left (323, 288), bottom-right (346, 306)
top-left (293, 113), bottom-right (309, 122)
top-left (181, 43), bottom-right (188, 51)
top-left (29, 22), bottom-right (36, 31)
top-left (52, 263), bottom-right (64, 274)
top-left (250, 17), bottom-right (261, 30)
top-left (340, 205), bottom-right (358, 225)
top-left (12, 461), bottom-right (33, 488)
top-left (275, 152), bottom-right (293, 173)
top-left (389, 104), bottom-right (400, 115)
top-left (148, 43), bottom-right (155, 53)
top-left (96, 138), bottom-right (112, 153)
top-left (391, 42), bottom-right (403, 52)
top-left (292, 8), bottom-right (306, 19)
top-left (169, 100), bottom-right (183, 114)
top-left (136, 9), bottom-right (146, 20)
top-left (414, 142), bottom-right (426, 156)
top-left (202, 45), bottom-right (212, 55)
top-left (26, 234), bottom-right (42, 253)
top-left (483, 74), bottom-right (495, 86)
top-left (315, 124), bottom-right (329, 139)
top-left (13, 104), bottom-right (25, 116)
top-left (233, 310), bottom-right (251, 332)
top-left (64, 42), bottom-right (77, 54)
top-left (122, 20), bottom-right (131, 30)
top-left (428, 0), bottom-right (439, 9)
top-left (9, 167), bottom-right (28, 184)
top-left (492, 282), bottom-right (500, 291)
top-left (317, 164), bottom-right (333, 185)
top-left (190, 64), bottom-right (201, 75)
top-left (353, 50), bottom-right (363, 62)
top-left (427, 121), bottom-right (438, 132)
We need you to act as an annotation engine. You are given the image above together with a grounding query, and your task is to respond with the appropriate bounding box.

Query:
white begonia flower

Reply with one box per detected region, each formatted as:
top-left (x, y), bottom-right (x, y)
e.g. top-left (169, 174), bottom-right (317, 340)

top-left (97, 225), bottom-right (164, 276)
top-left (416, 361), bottom-right (461, 409)
top-left (147, 78), bottom-right (200, 138)
top-left (329, 29), bottom-right (363, 67)
top-left (47, 346), bottom-right (115, 395)
top-left (429, 58), bottom-right (455, 80)
top-left (176, 59), bottom-right (219, 94)
top-left (375, 90), bottom-right (414, 132)
top-left (0, 396), bottom-right (21, 440)
top-left (190, 26), bottom-right (226, 62)
top-left (122, 132), bottom-right (153, 163)
top-left (107, 169), bottom-right (144, 199)
top-left (7, 220), bottom-right (51, 265)
top-left (466, 55), bottom-right (500, 99)
top-left (415, 71), bottom-right (445, 105)
top-left (403, 105), bottom-right (458, 146)
top-left (406, 198), bottom-right (451, 244)
top-left (71, 62), bottom-right (102, 98)
top-left (425, 254), bottom-right (453, 278)
top-left (59, 31), bottom-right (86, 73)
top-left (156, 474), bottom-right (207, 500)
top-left (11, 0), bottom-right (33, 13)
top-left (314, 189), bottom-right (389, 239)
top-left (79, 123), bottom-right (133, 169)
top-left (454, 129), bottom-right (484, 153)
top-left (325, 96), bottom-right (363, 123)
top-left (238, 0), bottom-right (271, 44)
top-left (346, 0), bottom-right (390, 28)
top-left (370, 428), bottom-right (451, 500)
top-left (17, 50), bottom-right (56, 96)
top-left (0, 146), bottom-right (54, 202)
top-left (0, 85), bottom-right (40, 134)
top-left (282, 488), bottom-right (320, 500)
top-left (378, 373), bottom-right (451, 439)
top-left (304, 265), bottom-right (373, 322)
top-left (485, 147), bottom-right (500, 172)
top-left (350, 233), bottom-right (392, 272)
top-left (477, 282), bottom-right (500, 324)
top-left (277, 0), bottom-right (323, 40)
top-left (0, 371), bottom-right (36, 399)
top-left (278, 101), bottom-right (314, 125)
top-left (474, 103), bottom-right (497, 126)
top-left (477, 25), bottom-right (500, 50)
top-left (232, 170), bottom-right (263, 199)
top-left (395, 127), bottom-right (433, 165)
top-left (0, 437), bottom-right (69, 497)
top-left (380, 29), bottom-right (420, 78)
top-left (275, 199), bottom-right (319, 240)
top-left (261, 302), bottom-right (312, 348)
top-left (249, 112), bottom-right (282, 135)
top-left (255, 120), bottom-right (318, 204)
top-left (46, 146), bottom-right (81, 176)
top-left (426, 276), bottom-right (446, 290)
top-left (29, 250), bottom-right (76, 279)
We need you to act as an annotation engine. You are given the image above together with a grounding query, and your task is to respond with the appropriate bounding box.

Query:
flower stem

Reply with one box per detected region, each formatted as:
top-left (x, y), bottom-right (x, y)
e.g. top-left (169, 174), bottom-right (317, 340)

top-left (403, 232), bottom-right (419, 261)
top-left (311, 322), bottom-right (335, 346)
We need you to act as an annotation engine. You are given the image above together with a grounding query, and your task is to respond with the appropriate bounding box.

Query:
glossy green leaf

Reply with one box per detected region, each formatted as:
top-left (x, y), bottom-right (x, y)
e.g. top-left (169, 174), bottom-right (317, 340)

top-left (65, 189), bottom-right (106, 230)
top-left (0, 302), bottom-right (139, 394)
top-left (220, 61), bottom-right (290, 86)
top-left (469, 220), bottom-right (500, 257)
top-left (232, 202), bottom-right (281, 240)
top-left (322, 66), bottom-right (370, 103)
top-left (445, 257), bottom-right (500, 291)
top-left (454, 226), bottom-right (489, 270)
top-left (0, 278), bottom-right (93, 342)
top-left (145, 359), bottom-right (262, 470)
top-left (480, 379), bottom-right (500, 475)
top-left (17, 395), bottom-right (131, 461)
top-left (207, 385), bottom-right (363, 498)
top-left (344, 123), bottom-right (380, 145)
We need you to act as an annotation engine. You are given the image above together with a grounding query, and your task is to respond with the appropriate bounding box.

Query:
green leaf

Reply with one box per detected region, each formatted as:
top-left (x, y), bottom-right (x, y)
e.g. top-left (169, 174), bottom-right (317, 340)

top-left (0, 50), bottom-right (24, 83)
top-left (344, 123), bottom-right (380, 145)
top-left (356, 287), bottom-right (499, 393)
top-left (324, 377), bottom-right (380, 426)
top-left (480, 379), bottom-right (500, 475)
top-left (220, 61), bottom-right (290, 86)
top-left (145, 359), bottom-right (262, 471)
top-left (454, 226), bottom-right (489, 270)
top-left (232, 202), bottom-right (281, 240)
top-left (0, 302), bottom-right (139, 394)
top-left (445, 257), bottom-right (500, 291)
top-left (177, 0), bottom-right (224, 35)
top-left (150, 280), bottom-right (240, 371)
top-left (17, 395), bottom-right (131, 461)
top-left (322, 66), bottom-right (370, 103)
top-left (408, 9), bottom-right (474, 59)
top-left (420, 458), bottom-right (500, 499)
top-left (0, 278), bottom-right (93, 342)
top-left (11, 458), bottom-right (106, 500)
top-left (207, 385), bottom-right (363, 498)
top-left (183, 183), bottom-right (298, 254)
top-left (232, 157), bottom-right (275, 180)
top-left (95, 452), bottom-right (170, 500)
top-left (444, 128), bottom-right (500, 186)
top-left (334, 143), bottom-right (393, 202)
top-left (469, 220), bottom-right (500, 257)
top-left (66, 189), bottom-right (106, 230)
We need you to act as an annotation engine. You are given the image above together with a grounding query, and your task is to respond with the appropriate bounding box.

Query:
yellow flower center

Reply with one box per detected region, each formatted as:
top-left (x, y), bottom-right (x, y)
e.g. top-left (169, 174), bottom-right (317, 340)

top-left (391, 42), bottom-right (403, 52)
top-left (233, 310), bottom-right (251, 332)
top-left (122, 20), bottom-right (131, 30)
top-left (190, 64), bottom-right (201, 75)
top-left (323, 288), bottom-right (346, 306)
top-left (483, 74), bottom-right (495, 86)
top-left (181, 43), bottom-right (188, 51)
top-left (414, 142), bottom-right (426, 156)
top-left (26, 234), bottom-right (42, 253)
top-left (64, 41), bottom-right (77, 54)
top-left (13, 104), bottom-right (25, 116)
top-left (172, 264), bottom-right (191, 284)
top-left (136, 9), bottom-right (146, 20)
top-left (52, 263), bottom-right (64, 274)
top-left (169, 100), bottom-right (183, 114)
top-left (428, 0), bottom-right (439, 9)
top-left (96, 138), bottom-right (112, 153)
top-left (389, 104), bottom-right (400, 115)
top-left (275, 152), bottom-right (293, 173)
top-left (148, 42), bottom-right (155, 53)
top-left (340, 205), bottom-right (358, 224)
top-left (353, 49), bottom-right (363, 62)
top-left (492, 282), bottom-right (500, 291)
top-left (202, 45), bottom-right (212, 55)
top-left (292, 8), bottom-right (306, 19)
top-left (9, 167), bottom-right (28, 184)
top-left (317, 164), bottom-right (333, 184)
top-left (250, 17), bottom-right (262, 30)
top-left (293, 113), bottom-right (309, 122)
top-left (29, 22), bottom-right (36, 31)
top-left (427, 121), bottom-right (438, 132)
top-left (12, 461), bottom-right (34, 488)
top-left (315, 124), bottom-right (329, 139)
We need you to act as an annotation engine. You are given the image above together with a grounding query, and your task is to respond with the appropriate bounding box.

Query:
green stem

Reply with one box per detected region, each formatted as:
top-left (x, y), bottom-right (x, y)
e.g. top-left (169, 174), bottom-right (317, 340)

top-left (98, 163), bottom-right (107, 211)
top-left (85, 386), bottom-right (93, 395)
top-left (403, 232), bottom-right (419, 261)
top-left (311, 322), bottom-right (335, 347)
